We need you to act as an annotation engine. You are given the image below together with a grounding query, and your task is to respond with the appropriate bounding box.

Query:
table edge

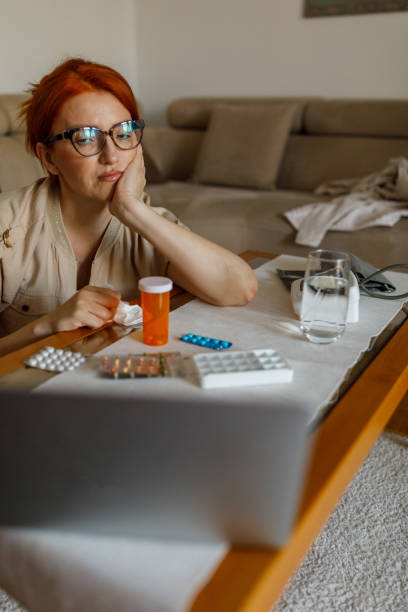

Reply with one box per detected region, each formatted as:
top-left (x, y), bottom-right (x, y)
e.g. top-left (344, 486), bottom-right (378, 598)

top-left (189, 253), bottom-right (408, 612)
top-left (1, 251), bottom-right (406, 611)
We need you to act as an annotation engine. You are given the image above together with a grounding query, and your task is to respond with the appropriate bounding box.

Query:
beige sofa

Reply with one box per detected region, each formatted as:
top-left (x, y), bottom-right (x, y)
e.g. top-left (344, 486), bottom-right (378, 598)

top-left (1, 94), bottom-right (407, 268)
top-left (0, 94), bottom-right (45, 191)
top-left (142, 97), bottom-right (408, 268)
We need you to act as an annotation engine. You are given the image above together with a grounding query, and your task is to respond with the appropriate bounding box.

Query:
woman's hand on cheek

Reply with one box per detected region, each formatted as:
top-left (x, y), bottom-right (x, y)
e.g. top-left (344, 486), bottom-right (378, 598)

top-left (109, 146), bottom-right (146, 223)
top-left (39, 286), bottom-right (121, 334)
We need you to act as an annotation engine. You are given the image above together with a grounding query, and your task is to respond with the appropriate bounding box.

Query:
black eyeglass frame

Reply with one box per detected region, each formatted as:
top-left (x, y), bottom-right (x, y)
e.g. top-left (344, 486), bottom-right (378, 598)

top-left (45, 119), bottom-right (145, 156)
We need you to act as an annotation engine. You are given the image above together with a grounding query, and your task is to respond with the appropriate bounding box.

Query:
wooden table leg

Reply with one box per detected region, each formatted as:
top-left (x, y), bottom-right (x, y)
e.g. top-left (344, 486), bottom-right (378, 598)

top-left (385, 391), bottom-right (408, 437)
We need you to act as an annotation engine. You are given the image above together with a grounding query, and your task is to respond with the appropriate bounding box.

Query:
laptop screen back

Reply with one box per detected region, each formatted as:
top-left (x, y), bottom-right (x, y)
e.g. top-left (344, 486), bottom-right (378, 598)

top-left (0, 391), bottom-right (312, 547)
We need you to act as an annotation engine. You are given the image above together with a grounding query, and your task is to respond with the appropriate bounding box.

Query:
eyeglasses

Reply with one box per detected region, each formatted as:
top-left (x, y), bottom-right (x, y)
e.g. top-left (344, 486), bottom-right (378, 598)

top-left (45, 119), bottom-right (145, 157)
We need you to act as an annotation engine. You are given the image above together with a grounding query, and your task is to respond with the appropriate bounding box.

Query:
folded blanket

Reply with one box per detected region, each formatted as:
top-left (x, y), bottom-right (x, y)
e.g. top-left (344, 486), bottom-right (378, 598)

top-left (285, 157), bottom-right (408, 247)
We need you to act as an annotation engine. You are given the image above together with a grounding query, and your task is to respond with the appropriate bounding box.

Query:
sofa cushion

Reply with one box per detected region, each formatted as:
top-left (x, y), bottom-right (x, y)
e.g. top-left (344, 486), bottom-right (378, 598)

top-left (0, 134), bottom-right (45, 193)
top-left (0, 94), bottom-right (27, 135)
top-left (147, 181), bottom-right (319, 255)
top-left (192, 103), bottom-right (298, 190)
top-left (146, 181), bottom-right (408, 268)
top-left (142, 127), bottom-right (204, 183)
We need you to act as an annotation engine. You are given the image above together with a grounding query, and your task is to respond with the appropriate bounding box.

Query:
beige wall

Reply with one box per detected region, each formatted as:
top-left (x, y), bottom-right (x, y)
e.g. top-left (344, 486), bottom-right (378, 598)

top-left (0, 0), bottom-right (138, 96)
top-left (1, 0), bottom-right (407, 127)
top-left (135, 0), bottom-right (408, 124)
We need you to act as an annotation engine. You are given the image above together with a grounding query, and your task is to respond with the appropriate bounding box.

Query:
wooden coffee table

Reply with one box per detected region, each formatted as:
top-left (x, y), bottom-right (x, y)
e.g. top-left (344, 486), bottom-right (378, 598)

top-left (0, 250), bottom-right (407, 611)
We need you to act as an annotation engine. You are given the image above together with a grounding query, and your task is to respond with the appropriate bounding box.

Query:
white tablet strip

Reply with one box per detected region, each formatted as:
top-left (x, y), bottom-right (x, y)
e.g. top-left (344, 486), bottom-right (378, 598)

top-left (192, 348), bottom-right (293, 389)
top-left (24, 346), bottom-right (86, 373)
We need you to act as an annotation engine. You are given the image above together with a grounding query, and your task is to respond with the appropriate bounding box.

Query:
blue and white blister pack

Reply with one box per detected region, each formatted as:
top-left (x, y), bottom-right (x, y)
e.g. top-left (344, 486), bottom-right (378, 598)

top-left (179, 333), bottom-right (232, 350)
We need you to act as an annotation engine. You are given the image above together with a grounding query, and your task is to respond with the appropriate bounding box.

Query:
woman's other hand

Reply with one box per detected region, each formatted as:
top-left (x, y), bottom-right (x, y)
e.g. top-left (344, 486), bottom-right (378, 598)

top-left (36, 286), bottom-right (120, 334)
top-left (0, 286), bottom-right (121, 357)
top-left (109, 146), bottom-right (146, 224)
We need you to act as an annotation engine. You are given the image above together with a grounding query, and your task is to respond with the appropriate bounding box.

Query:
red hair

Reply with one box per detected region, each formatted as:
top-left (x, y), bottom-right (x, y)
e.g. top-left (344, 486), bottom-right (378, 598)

top-left (20, 58), bottom-right (139, 157)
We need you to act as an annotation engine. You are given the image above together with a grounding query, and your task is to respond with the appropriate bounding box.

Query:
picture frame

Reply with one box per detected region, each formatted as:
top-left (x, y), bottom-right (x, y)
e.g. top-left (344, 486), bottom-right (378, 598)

top-left (304, 0), bottom-right (408, 18)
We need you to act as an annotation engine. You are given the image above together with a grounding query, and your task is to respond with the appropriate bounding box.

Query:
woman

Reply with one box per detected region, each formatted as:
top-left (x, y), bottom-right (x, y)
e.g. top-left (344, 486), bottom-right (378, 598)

top-left (0, 58), bottom-right (257, 356)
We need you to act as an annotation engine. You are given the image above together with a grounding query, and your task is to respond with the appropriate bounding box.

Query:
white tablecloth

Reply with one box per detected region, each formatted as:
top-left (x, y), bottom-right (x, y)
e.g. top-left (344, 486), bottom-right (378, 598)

top-left (35, 255), bottom-right (408, 425)
top-left (1, 255), bottom-right (407, 612)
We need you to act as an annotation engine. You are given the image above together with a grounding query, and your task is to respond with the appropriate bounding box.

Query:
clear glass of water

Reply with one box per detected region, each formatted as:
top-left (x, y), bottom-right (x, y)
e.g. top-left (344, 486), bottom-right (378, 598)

top-left (300, 250), bottom-right (350, 344)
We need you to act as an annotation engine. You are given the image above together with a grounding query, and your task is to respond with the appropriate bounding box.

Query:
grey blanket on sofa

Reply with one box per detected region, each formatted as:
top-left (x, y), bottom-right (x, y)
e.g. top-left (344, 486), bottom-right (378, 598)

top-left (285, 157), bottom-right (408, 247)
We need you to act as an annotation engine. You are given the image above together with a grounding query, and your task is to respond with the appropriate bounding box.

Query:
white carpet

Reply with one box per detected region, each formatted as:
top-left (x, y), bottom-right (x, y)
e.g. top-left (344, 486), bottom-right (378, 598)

top-left (1, 432), bottom-right (407, 612)
top-left (274, 432), bottom-right (408, 612)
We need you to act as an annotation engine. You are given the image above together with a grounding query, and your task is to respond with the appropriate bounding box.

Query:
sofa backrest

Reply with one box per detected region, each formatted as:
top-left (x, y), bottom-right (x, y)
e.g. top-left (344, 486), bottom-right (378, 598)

top-left (0, 94), bottom-right (45, 193)
top-left (167, 96), bottom-right (319, 133)
top-left (143, 97), bottom-right (319, 184)
top-left (280, 99), bottom-right (408, 190)
top-left (161, 97), bottom-right (408, 190)
top-left (1, 94), bottom-right (408, 193)
top-left (142, 126), bottom-right (204, 183)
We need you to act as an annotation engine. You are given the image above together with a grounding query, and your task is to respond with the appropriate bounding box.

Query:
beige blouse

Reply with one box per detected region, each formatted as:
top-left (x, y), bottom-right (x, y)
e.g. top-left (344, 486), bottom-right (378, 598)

top-left (0, 178), bottom-right (184, 336)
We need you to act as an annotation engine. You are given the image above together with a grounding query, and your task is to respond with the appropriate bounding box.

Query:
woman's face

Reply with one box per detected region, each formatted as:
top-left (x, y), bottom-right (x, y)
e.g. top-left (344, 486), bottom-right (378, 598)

top-left (40, 90), bottom-right (138, 203)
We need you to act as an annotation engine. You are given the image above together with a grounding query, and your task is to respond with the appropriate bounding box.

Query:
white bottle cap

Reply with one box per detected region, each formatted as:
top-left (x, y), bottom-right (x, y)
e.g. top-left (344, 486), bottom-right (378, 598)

top-left (138, 276), bottom-right (173, 294)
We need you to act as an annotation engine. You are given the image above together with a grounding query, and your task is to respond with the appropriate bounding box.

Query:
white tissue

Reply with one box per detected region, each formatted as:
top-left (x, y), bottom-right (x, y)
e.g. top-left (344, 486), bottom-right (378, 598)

top-left (113, 301), bottom-right (143, 327)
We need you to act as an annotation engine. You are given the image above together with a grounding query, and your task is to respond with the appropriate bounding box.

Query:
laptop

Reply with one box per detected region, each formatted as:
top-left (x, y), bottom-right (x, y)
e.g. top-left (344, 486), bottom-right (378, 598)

top-left (0, 390), bottom-right (313, 547)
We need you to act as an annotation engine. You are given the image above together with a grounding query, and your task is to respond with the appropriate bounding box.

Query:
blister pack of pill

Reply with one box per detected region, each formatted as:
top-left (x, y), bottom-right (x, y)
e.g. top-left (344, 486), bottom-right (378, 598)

top-left (180, 333), bottom-right (232, 350)
top-left (24, 346), bottom-right (86, 373)
top-left (192, 348), bottom-right (293, 389)
top-left (99, 352), bottom-right (182, 379)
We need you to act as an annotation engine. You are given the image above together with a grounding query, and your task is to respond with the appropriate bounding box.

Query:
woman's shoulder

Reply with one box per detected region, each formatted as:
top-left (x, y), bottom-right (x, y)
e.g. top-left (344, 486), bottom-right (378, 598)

top-left (0, 178), bottom-right (52, 236)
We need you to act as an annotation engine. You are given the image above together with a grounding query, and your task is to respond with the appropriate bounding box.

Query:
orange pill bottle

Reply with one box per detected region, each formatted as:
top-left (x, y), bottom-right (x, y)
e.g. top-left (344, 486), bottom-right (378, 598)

top-left (138, 277), bottom-right (173, 346)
